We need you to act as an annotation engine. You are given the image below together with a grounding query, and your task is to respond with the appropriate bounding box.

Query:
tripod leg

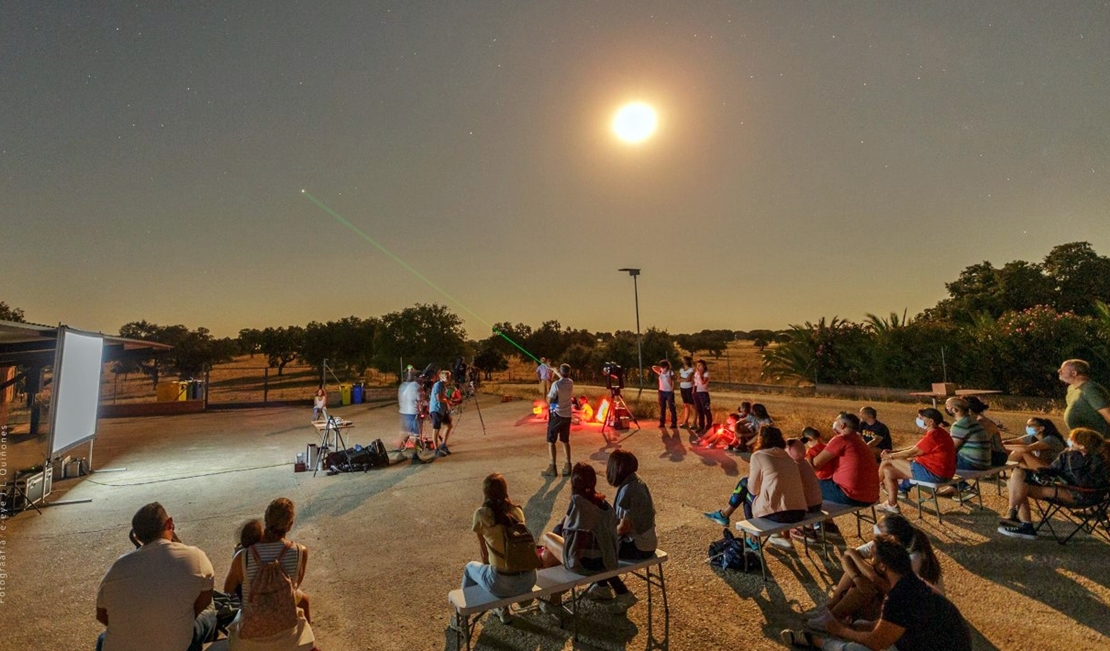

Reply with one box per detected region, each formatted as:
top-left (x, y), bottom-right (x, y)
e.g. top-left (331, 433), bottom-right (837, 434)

top-left (473, 394), bottom-right (486, 435)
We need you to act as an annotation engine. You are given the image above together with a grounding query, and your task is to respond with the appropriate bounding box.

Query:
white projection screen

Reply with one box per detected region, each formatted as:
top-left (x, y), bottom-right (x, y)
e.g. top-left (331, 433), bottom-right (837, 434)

top-left (50, 329), bottom-right (105, 456)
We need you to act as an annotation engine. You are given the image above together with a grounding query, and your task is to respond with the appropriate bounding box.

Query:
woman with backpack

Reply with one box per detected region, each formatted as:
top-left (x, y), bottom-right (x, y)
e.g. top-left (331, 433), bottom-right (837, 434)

top-left (223, 497), bottom-right (315, 651)
top-left (462, 473), bottom-right (540, 624)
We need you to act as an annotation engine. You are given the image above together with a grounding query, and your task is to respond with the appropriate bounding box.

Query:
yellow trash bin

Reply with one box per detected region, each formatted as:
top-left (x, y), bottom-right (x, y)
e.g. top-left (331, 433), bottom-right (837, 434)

top-left (157, 381), bottom-right (189, 402)
top-left (340, 384), bottom-right (352, 406)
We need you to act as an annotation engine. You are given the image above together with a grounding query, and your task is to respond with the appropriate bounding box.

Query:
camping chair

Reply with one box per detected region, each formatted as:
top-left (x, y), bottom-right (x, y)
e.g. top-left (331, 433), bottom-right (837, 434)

top-left (1032, 486), bottom-right (1110, 545)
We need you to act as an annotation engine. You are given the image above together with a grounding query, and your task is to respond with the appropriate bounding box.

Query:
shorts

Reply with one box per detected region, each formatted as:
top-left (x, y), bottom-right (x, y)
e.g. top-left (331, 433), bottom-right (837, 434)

top-left (547, 414), bottom-right (571, 443)
top-left (819, 479), bottom-right (873, 507)
top-left (910, 461), bottom-right (950, 483)
top-left (400, 413), bottom-right (418, 435)
top-left (431, 411), bottom-right (451, 429)
top-left (680, 387), bottom-right (694, 404)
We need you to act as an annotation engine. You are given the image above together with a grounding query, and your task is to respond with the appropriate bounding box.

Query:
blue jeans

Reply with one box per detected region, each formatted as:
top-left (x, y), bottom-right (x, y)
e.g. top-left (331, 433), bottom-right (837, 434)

top-left (819, 479), bottom-right (873, 506)
top-left (462, 561), bottom-right (537, 598)
top-left (97, 605), bottom-right (217, 651)
top-left (694, 391), bottom-right (711, 430)
top-left (658, 391), bottom-right (676, 426)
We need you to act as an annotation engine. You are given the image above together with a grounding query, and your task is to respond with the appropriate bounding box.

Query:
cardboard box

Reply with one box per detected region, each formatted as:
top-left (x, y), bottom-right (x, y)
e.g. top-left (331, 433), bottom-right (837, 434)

top-left (931, 383), bottom-right (957, 396)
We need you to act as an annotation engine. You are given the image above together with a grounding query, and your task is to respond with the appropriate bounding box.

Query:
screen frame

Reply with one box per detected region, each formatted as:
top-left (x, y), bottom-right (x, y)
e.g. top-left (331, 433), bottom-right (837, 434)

top-left (48, 327), bottom-right (105, 458)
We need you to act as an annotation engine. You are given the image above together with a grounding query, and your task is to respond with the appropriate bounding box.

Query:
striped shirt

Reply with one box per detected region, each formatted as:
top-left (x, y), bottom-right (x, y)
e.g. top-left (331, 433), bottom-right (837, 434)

top-left (951, 416), bottom-right (991, 470)
top-left (243, 541), bottom-right (303, 590)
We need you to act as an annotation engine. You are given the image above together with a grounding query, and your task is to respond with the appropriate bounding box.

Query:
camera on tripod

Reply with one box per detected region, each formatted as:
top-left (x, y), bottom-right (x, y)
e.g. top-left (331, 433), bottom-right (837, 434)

top-left (602, 362), bottom-right (625, 395)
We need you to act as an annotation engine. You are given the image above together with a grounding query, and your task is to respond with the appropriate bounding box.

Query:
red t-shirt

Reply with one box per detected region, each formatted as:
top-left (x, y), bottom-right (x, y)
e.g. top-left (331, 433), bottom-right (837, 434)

top-left (914, 427), bottom-right (957, 479)
top-left (806, 442), bottom-right (835, 480)
top-left (823, 432), bottom-right (881, 503)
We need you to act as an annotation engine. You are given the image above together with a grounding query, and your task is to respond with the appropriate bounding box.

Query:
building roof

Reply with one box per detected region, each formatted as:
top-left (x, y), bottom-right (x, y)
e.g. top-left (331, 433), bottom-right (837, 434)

top-left (0, 320), bottom-right (172, 366)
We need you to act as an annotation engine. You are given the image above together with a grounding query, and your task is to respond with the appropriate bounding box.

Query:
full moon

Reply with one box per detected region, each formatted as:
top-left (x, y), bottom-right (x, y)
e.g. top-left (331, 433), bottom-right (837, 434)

top-left (612, 102), bottom-right (657, 143)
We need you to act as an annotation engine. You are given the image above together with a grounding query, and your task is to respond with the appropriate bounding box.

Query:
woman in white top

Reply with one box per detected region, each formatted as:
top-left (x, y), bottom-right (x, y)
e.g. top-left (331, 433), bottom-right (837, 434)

top-left (693, 359), bottom-right (712, 433)
top-left (223, 498), bottom-right (314, 651)
top-left (311, 389), bottom-right (326, 421)
top-left (651, 360), bottom-right (677, 428)
top-left (678, 356), bottom-right (696, 429)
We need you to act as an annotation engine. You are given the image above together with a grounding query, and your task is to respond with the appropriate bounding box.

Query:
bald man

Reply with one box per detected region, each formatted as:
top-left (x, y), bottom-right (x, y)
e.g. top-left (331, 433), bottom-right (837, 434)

top-left (1059, 359), bottom-right (1110, 438)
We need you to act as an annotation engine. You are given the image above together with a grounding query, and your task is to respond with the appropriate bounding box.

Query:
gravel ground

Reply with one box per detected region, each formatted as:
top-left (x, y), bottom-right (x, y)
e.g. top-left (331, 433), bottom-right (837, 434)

top-left (2, 393), bottom-right (1107, 650)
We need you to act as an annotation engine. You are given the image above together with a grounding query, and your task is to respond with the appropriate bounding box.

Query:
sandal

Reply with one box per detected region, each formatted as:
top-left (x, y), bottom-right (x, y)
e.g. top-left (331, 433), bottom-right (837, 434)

top-left (780, 629), bottom-right (818, 648)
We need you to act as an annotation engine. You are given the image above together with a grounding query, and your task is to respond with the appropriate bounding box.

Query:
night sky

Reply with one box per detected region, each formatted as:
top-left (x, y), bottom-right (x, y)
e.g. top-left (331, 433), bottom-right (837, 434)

top-left (3, 2), bottom-right (1109, 339)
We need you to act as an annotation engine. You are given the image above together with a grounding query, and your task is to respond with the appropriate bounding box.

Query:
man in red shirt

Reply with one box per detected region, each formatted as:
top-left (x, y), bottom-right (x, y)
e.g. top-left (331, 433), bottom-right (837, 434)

top-left (877, 408), bottom-right (956, 514)
top-left (810, 413), bottom-right (880, 506)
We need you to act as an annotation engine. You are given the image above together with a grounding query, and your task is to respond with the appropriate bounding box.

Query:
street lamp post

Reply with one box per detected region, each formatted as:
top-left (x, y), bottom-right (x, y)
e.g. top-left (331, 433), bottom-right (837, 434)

top-left (618, 268), bottom-right (643, 394)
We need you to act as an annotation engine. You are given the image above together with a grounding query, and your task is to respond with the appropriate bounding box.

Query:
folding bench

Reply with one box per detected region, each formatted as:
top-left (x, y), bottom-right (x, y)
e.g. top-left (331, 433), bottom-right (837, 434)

top-left (447, 550), bottom-right (669, 650)
top-left (735, 511), bottom-right (829, 582)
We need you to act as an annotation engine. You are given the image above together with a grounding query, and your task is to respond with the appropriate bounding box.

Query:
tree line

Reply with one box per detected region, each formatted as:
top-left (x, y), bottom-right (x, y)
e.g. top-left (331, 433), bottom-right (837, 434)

top-left (762, 242), bottom-right (1110, 397)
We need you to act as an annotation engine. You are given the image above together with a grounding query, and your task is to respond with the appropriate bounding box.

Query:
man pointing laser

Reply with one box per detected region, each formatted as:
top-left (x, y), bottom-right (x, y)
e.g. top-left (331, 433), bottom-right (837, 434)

top-left (543, 364), bottom-right (574, 477)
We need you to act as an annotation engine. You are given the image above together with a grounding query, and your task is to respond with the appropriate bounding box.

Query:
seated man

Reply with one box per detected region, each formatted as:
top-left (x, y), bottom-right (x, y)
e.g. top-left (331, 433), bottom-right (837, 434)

top-left (97, 502), bottom-right (217, 651)
top-left (781, 535), bottom-right (972, 651)
top-left (998, 427), bottom-right (1110, 540)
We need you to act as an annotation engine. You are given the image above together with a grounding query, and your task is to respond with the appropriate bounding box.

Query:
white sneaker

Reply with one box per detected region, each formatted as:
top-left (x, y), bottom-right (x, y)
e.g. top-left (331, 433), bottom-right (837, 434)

top-left (584, 584), bottom-right (614, 601)
top-left (876, 502), bottom-right (901, 515)
top-left (606, 591), bottom-right (638, 613)
top-left (492, 607), bottom-right (513, 624)
top-left (768, 535), bottom-right (794, 550)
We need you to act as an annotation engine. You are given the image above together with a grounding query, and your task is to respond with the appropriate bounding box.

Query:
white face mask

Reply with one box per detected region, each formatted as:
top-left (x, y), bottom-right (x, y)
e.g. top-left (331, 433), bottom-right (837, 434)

top-left (915, 417), bottom-right (927, 430)
top-left (873, 524), bottom-right (883, 537)
top-left (1026, 426), bottom-right (1038, 436)
top-left (1066, 439), bottom-right (1075, 448)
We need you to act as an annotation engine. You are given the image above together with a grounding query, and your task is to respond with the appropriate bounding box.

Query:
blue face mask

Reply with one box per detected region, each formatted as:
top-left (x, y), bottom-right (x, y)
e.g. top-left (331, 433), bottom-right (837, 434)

top-left (1026, 426), bottom-right (1038, 436)
top-left (915, 417), bottom-right (927, 430)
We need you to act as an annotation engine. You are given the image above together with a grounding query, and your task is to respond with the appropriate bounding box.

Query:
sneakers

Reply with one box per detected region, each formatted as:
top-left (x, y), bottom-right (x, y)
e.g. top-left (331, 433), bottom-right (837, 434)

top-left (817, 520), bottom-right (840, 536)
top-left (491, 607), bottom-right (512, 624)
top-left (999, 510), bottom-right (1020, 527)
top-left (542, 464), bottom-right (558, 477)
top-left (606, 591), bottom-right (638, 614)
top-left (768, 534), bottom-right (794, 550)
top-left (539, 600), bottom-right (566, 621)
top-left (791, 527), bottom-right (819, 543)
top-left (584, 584), bottom-right (614, 601)
top-left (998, 521), bottom-right (1037, 540)
top-left (704, 510), bottom-right (730, 526)
top-left (561, 462), bottom-right (572, 477)
top-left (780, 629), bottom-right (817, 648)
top-left (440, 444), bottom-right (452, 455)
top-left (435, 448), bottom-right (447, 458)
top-left (876, 502), bottom-right (901, 515)
top-left (745, 537), bottom-right (760, 553)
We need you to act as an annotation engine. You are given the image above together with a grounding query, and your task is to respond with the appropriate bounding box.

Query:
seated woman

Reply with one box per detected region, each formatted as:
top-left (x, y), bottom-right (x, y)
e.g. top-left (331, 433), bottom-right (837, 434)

top-left (585, 450), bottom-right (656, 614)
top-left (745, 403), bottom-right (774, 436)
top-left (1005, 417), bottom-right (1066, 470)
top-left (998, 427), bottom-right (1110, 540)
top-left (460, 473), bottom-right (539, 624)
top-left (786, 438), bottom-right (825, 542)
top-left (703, 426), bottom-right (808, 550)
top-left (947, 397), bottom-right (993, 471)
top-left (805, 513), bottom-right (944, 632)
top-left (877, 408), bottom-right (956, 514)
top-left (540, 463), bottom-right (619, 613)
top-left (223, 498), bottom-right (314, 651)
top-left (967, 396), bottom-right (1010, 467)
top-left (811, 413), bottom-right (880, 507)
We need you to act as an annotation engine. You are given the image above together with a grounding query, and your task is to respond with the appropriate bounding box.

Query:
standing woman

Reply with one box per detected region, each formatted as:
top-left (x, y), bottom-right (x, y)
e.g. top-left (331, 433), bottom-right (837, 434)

top-left (587, 451), bottom-right (656, 614)
top-left (651, 360), bottom-right (677, 429)
top-left (224, 498), bottom-right (315, 651)
top-left (461, 473), bottom-right (538, 623)
top-left (678, 356), bottom-right (696, 429)
top-left (693, 359), bottom-right (712, 434)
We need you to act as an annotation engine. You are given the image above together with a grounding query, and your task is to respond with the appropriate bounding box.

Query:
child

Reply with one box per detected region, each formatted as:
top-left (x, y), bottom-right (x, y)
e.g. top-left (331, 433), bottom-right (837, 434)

top-left (802, 427), bottom-right (835, 481)
top-left (695, 413), bottom-right (741, 449)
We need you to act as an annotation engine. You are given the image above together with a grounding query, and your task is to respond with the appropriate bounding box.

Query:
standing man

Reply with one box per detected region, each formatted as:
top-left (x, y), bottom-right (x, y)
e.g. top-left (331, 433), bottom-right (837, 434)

top-left (96, 503), bottom-right (217, 651)
top-left (1059, 359), bottom-right (1110, 438)
top-left (397, 369), bottom-right (422, 462)
top-left (430, 370), bottom-right (456, 457)
top-left (536, 357), bottom-right (554, 399)
top-left (651, 360), bottom-right (677, 428)
top-left (543, 363), bottom-right (574, 478)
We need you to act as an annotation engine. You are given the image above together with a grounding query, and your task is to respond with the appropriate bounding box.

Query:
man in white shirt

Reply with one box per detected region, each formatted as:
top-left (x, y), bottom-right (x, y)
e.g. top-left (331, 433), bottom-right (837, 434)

top-left (536, 357), bottom-right (554, 399)
top-left (544, 364), bottom-right (575, 477)
top-left (96, 503), bottom-right (216, 651)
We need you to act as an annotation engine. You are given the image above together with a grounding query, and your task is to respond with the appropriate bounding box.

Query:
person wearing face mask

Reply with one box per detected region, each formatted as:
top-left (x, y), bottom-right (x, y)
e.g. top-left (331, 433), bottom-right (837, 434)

top-left (876, 408), bottom-right (956, 514)
top-left (782, 535), bottom-right (971, 651)
top-left (1057, 359), bottom-right (1110, 438)
top-left (998, 427), bottom-right (1110, 540)
top-left (1004, 417), bottom-right (1066, 470)
top-left (802, 514), bottom-right (944, 634)
top-left (809, 413), bottom-right (880, 508)
top-left (946, 398), bottom-right (992, 472)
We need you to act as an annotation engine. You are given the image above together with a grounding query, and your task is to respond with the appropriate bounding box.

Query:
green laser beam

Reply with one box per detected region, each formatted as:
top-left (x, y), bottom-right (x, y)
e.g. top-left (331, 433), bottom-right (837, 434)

top-left (301, 190), bottom-right (540, 364)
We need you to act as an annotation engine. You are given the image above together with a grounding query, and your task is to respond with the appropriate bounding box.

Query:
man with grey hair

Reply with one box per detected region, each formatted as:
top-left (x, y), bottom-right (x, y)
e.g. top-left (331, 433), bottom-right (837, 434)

top-left (1059, 359), bottom-right (1110, 438)
top-left (96, 502), bottom-right (216, 651)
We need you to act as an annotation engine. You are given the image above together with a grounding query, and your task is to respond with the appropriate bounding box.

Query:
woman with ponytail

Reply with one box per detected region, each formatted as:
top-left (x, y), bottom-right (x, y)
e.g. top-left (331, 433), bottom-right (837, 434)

top-left (462, 474), bottom-right (538, 623)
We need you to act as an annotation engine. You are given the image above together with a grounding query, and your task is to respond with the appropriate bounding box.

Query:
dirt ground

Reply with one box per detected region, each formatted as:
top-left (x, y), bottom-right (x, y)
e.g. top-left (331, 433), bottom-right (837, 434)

top-left (2, 390), bottom-right (1107, 651)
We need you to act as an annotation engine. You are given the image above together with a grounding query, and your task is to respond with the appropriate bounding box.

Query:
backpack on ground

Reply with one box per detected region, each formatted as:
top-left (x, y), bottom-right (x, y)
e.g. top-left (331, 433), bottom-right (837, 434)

top-left (489, 514), bottom-right (542, 572)
top-left (707, 528), bottom-right (762, 574)
top-left (239, 543), bottom-right (299, 639)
